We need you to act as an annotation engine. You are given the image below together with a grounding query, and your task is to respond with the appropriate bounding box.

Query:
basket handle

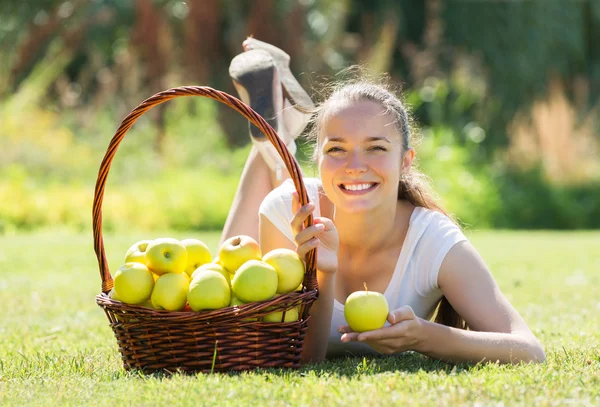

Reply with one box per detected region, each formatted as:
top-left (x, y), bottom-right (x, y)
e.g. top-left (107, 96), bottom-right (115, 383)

top-left (93, 86), bottom-right (317, 294)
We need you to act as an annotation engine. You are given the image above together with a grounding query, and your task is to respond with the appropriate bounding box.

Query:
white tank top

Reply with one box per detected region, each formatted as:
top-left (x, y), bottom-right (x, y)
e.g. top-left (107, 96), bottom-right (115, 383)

top-left (259, 178), bottom-right (468, 357)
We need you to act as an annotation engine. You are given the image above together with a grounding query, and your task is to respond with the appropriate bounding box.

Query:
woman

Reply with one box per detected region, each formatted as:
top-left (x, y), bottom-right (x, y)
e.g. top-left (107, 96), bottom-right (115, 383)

top-left (223, 38), bottom-right (546, 365)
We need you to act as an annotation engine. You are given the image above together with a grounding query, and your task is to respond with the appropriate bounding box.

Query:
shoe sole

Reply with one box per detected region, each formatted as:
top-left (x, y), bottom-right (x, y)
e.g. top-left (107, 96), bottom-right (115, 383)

top-left (229, 50), bottom-right (279, 141)
top-left (244, 38), bottom-right (315, 112)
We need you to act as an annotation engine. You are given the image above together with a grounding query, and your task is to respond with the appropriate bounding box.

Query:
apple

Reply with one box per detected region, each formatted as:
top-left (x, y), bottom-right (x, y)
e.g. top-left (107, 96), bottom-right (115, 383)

top-left (229, 295), bottom-right (245, 307)
top-left (113, 262), bottom-right (155, 305)
top-left (181, 238), bottom-right (213, 277)
top-left (263, 306), bottom-right (300, 323)
top-left (231, 260), bottom-right (278, 303)
top-left (108, 288), bottom-right (122, 301)
top-left (229, 296), bottom-right (259, 321)
top-left (187, 270), bottom-right (231, 311)
top-left (124, 240), bottom-right (153, 265)
top-left (191, 263), bottom-right (230, 286)
top-left (218, 235), bottom-right (262, 274)
top-left (262, 248), bottom-right (305, 294)
top-left (145, 238), bottom-right (188, 275)
top-left (343, 283), bottom-right (389, 332)
top-left (151, 272), bottom-right (190, 311)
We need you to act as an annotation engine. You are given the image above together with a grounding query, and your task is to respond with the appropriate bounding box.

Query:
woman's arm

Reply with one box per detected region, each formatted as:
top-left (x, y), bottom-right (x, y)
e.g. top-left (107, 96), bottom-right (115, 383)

top-left (260, 212), bottom-right (338, 364)
top-left (300, 271), bottom-right (335, 363)
top-left (341, 241), bottom-right (545, 364)
top-left (421, 240), bottom-right (545, 363)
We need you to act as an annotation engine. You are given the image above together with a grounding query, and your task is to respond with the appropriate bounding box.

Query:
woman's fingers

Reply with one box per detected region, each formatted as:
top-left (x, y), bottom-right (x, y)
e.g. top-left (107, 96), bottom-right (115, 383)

top-left (296, 237), bottom-right (319, 259)
top-left (290, 192), bottom-right (315, 235)
top-left (294, 223), bottom-right (325, 246)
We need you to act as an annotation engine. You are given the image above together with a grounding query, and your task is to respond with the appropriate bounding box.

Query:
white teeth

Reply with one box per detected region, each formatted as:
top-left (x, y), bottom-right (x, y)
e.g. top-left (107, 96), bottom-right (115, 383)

top-left (341, 183), bottom-right (374, 191)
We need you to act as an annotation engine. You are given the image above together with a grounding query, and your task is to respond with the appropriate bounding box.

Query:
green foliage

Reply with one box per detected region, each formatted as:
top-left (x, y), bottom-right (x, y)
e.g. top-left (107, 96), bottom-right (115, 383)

top-left (1, 230), bottom-right (599, 405)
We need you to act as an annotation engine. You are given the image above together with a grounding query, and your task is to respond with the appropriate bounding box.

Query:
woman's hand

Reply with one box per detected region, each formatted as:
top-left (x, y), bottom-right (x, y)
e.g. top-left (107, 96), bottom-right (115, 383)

top-left (291, 191), bottom-right (339, 275)
top-left (338, 306), bottom-right (425, 354)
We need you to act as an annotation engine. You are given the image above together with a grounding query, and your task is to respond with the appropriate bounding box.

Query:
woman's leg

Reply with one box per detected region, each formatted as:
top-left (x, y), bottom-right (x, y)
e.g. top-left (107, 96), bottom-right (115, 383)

top-left (221, 41), bottom-right (310, 245)
top-left (220, 145), bottom-right (291, 245)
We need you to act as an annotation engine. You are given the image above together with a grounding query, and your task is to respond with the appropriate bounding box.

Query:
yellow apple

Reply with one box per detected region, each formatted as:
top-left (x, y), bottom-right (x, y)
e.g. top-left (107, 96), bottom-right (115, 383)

top-left (187, 270), bottom-right (231, 311)
top-left (113, 262), bottom-right (155, 305)
top-left (151, 272), bottom-right (190, 311)
top-left (229, 295), bottom-right (245, 307)
top-left (344, 284), bottom-right (389, 332)
top-left (263, 306), bottom-right (300, 323)
top-left (181, 238), bottom-right (213, 277)
top-left (191, 263), bottom-right (230, 286)
top-left (124, 240), bottom-right (153, 265)
top-left (145, 238), bottom-right (188, 275)
top-left (218, 235), bottom-right (262, 274)
top-left (228, 296), bottom-right (259, 321)
top-left (108, 288), bottom-right (122, 301)
top-left (231, 260), bottom-right (278, 303)
top-left (262, 248), bottom-right (305, 294)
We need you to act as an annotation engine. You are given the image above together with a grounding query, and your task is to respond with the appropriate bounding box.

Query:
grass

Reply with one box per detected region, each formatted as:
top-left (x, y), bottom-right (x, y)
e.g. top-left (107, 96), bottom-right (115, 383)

top-left (0, 228), bottom-right (599, 406)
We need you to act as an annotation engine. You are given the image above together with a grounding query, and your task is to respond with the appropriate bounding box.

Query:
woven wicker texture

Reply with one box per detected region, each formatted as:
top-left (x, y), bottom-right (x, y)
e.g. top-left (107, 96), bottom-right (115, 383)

top-left (93, 86), bottom-right (318, 373)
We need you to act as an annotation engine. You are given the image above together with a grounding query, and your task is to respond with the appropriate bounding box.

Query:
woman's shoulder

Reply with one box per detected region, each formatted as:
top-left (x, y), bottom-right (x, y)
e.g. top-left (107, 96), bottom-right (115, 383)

top-left (259, 177), bottom-right (321, 214)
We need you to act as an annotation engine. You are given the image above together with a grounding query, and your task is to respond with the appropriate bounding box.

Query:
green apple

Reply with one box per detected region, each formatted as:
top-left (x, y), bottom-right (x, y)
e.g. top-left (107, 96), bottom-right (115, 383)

top-left (191, 263), bottom-right (230, 286)
top-left (262, 306), bottom-right (300, 323)
top-left (229, 295), bottom-right (245, 307)
top-left (344, 284), bottom-right (389, 332)
top-left (187, 270), bottom-right (231, 311)
top-left (108, 288), bottom-right (122, 301)
top-left (181, 238), bottom-right (213, 277)
top-left (228, 295), bottom-right (259, 321)
top-left (124, 240), bottom-right (153, 264)
top-left (145, 238), bottom-right (188, 275)
top-left (231, 260), bottom-right (278, 303)
top-left (218, 235), bottom-right (262, 274)
top-left (151, 272), bottom-right (190, 311)
top-left (113, 262), bottom-right (155, 305)
top-left (262, 248), bottom-right (305, 294)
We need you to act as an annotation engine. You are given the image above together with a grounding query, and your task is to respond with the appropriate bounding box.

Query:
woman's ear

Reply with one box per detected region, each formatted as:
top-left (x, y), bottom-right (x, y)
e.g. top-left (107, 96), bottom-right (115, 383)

top-left (401, 147), bottom-right (415, 174)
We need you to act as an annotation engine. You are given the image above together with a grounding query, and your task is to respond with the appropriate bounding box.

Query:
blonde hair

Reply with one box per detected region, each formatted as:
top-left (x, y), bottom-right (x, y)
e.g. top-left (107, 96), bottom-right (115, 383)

top-left (306, 72), bottom-right (467, 329)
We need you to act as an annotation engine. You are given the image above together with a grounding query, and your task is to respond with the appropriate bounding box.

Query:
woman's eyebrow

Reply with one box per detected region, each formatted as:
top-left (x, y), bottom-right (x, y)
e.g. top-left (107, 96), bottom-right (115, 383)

top-left (325, 136), bottom-right (391, 143)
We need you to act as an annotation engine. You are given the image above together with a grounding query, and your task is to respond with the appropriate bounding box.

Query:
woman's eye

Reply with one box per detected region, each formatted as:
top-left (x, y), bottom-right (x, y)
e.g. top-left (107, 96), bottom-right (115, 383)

top-left (325, 147), bottom-right (344, 154)
top-left (368, 146), bottom-right (388, 152)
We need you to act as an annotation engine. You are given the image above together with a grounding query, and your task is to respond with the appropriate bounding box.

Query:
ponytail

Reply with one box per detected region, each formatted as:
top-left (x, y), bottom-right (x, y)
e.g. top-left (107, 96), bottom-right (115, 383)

top-left (399, 172), bottom-right (469, 330)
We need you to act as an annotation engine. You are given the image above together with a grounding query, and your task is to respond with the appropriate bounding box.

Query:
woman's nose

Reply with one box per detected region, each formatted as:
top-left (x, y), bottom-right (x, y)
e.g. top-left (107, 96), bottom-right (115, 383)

top-left (345, 151), bottom-right (367, 174)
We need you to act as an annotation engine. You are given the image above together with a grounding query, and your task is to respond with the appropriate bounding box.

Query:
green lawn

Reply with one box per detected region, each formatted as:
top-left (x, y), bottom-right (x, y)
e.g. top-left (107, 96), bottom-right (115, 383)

top-left (1, 229), bottom-right (599, 406)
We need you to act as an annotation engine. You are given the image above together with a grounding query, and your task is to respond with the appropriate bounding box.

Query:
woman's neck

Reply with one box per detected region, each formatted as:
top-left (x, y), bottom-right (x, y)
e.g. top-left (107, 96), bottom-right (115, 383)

top-left (333, 199), bottom-right (415, 254)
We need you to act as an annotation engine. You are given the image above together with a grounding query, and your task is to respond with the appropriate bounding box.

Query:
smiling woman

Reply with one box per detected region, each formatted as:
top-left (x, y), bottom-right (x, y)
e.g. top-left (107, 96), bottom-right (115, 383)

top-left (221, 38), bottom-right (546, 366)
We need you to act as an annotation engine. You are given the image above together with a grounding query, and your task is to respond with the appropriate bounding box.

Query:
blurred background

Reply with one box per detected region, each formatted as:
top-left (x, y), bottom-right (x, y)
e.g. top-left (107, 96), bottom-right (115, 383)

top-left (1, 0), bottom-right (599, 234)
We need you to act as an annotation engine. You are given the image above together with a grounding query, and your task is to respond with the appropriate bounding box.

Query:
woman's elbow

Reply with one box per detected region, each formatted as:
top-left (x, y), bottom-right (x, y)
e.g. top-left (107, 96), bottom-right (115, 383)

top-left (520, 339), bottom-right (546, 364)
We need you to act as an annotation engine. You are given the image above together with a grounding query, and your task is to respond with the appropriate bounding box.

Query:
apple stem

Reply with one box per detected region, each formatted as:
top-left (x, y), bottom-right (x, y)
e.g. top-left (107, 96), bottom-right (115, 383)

top-left (363, 282), bottom-right (368, 292)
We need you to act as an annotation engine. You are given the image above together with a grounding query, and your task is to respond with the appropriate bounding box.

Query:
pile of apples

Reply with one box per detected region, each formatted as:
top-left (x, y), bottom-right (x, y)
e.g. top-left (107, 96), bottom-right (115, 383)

top-left (109, 235), bottom-right (305, 322)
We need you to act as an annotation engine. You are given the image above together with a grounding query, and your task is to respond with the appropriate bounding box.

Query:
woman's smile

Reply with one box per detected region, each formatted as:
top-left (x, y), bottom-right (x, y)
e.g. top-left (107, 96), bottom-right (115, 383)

top-left (338, 182), bottom-right (380, 195)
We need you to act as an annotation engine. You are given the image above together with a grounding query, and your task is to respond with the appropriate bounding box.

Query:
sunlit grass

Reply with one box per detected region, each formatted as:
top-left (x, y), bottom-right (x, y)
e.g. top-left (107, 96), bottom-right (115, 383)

top-left (0, 229), bottom-right (599, 406)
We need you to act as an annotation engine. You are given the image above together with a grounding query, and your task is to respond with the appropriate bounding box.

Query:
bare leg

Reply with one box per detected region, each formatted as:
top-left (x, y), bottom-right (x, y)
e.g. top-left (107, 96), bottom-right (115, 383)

top-left (220, 145), bottom-right (291, 245)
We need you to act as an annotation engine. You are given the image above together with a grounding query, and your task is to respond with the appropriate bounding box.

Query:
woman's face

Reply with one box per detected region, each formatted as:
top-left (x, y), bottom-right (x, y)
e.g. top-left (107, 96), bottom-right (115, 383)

top-left (317, 99), bottom-right (411, 213)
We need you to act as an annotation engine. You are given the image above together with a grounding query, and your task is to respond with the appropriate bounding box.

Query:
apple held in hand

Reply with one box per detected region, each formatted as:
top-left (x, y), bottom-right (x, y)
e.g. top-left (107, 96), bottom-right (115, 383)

top-left (344, 283), bottom-right (389, 333)
top-left (191, 263), bottom-right (230, 286)
top-left (125, 240), bottom-right (153, 264)
top-left (231, 260), bottom-right (278, 303)
top-left (262, 248), bottom-right (305, 294)
top-left (145, 238), bottom-right (188, 275)
top-left (187, 270), bottom-right (231, 312)
top-left (181, 239), bottom-right (213, 277)
top-left (151, 272), bottom-right (190, 311)
top-left (113, 262), bottom-right (155, 305)
top-left (218, 235), bottom-right (262, 274)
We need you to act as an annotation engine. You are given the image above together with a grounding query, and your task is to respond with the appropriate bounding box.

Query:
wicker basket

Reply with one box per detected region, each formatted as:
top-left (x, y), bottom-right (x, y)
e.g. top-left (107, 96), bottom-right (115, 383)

top-left (93, 86), bottom-right (318, 373)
